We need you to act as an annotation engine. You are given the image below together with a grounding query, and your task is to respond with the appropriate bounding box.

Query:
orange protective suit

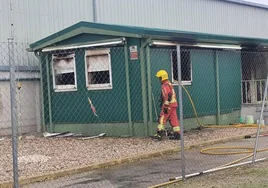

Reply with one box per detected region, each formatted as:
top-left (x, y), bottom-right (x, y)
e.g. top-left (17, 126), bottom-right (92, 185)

top-left (158, 80), bottom-right (180, 134)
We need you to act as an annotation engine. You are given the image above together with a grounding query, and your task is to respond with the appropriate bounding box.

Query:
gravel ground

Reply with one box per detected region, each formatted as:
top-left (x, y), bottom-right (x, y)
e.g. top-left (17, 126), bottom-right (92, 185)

top-left (0, 127), bottom-right (268, 182)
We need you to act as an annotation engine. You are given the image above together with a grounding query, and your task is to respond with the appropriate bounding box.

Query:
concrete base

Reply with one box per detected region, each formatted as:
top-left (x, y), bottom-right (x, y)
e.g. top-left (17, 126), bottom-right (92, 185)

top-left (52, 110), bottom-right (241, 137)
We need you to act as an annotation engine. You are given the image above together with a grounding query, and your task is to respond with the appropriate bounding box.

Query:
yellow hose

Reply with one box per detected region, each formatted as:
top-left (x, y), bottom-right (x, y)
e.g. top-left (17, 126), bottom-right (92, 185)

top-left (180, 84), bottom-right (264, 129)
top-left (200, 146), bottom-right (268, 167)
top-left (180, 83), bottom-right (268, 167)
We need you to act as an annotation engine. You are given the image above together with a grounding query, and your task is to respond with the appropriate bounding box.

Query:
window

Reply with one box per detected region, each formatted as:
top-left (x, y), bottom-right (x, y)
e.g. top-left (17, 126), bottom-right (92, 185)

top-left (85, 49), bottom-right (112, 90)
top-left (171, 49), bottom-right (192, 85)
top-left (52, 52), bottom-right (77, 92)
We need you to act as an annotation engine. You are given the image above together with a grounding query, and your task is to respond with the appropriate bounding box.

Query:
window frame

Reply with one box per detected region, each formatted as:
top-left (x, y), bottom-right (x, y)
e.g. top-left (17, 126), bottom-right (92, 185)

top-left (51, 53), bottom-right (78, 92)
top-left (85, 48), bottom-right (113, 90)
top-left (170, 49), bottom-right (193, 86)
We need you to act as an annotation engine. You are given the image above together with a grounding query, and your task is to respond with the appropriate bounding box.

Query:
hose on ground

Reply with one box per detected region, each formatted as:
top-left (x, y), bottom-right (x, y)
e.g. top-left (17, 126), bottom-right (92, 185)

top-left (180, 83), bottom-right (264, 129)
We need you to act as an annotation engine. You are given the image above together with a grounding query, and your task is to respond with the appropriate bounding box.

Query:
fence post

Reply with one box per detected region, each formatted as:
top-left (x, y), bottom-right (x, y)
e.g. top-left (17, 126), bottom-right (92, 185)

top-left (252, 72), bottom-right (268, 162)
top-left (176, 45), bottom-right (185, 180)
top-left (8, 38), bottom-right (19, 188)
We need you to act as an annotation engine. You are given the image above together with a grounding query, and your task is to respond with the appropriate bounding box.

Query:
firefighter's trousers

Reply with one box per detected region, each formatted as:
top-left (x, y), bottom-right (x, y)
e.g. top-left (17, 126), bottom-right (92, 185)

top-left (157, 107), bottom-right (180, 133)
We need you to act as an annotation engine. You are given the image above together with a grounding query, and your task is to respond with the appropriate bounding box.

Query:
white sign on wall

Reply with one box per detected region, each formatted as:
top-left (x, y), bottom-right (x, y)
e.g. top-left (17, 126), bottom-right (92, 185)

top-left (129, 46), bottom-right (138, 60)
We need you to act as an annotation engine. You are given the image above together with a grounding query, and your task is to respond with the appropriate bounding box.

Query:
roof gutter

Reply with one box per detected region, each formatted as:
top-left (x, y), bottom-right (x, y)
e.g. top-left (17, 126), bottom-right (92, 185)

top-left (41, 37), bottom-right (126, 52)
top-left (150, 40), bottom-right (242, 50)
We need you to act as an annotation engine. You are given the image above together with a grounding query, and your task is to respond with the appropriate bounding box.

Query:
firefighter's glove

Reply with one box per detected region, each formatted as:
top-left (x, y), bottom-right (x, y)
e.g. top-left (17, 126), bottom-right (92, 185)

top-left (163, 107), bottom-right (169, 114)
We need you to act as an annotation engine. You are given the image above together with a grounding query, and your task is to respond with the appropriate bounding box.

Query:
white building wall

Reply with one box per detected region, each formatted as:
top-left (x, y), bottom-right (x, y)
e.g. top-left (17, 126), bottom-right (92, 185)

top-left (1, 0), bottom-right (268, 45)
top-left (0, 80), bottom-right (41, 136)
top-left (96, 0), bottom-right (267, 38)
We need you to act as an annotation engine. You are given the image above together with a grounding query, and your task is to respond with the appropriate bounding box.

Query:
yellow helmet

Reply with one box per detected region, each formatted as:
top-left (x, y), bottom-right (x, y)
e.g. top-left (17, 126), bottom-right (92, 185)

top-left (156, 70), bottom-right (168, 81)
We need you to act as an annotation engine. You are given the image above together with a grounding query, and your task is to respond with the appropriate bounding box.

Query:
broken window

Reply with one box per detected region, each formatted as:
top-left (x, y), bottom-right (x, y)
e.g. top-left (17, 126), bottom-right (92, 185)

top-left (85, 49), bottom-right (112, 90)
top-left (52, 52), bottom-right (77, 92)
top-left (171, 49), bottom-right (192, 85)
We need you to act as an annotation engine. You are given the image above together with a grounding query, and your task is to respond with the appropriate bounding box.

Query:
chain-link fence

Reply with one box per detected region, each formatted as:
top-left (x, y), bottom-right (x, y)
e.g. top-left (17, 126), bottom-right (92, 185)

top-left (169, 48), bottom-right (268, 182)
top-left (0, 41), bottom-right (41, 187)
top-left (1, 39), bottom-right (268, 188)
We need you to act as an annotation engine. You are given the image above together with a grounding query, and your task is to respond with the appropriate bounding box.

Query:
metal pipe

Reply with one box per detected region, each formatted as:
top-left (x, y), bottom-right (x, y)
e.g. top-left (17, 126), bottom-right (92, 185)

top-left (8, 38), bottom-right (19, 188)
top-left (93, 0), bottom-right (97, 22)
top-left (176, 45), bottom-right (185, 180)
top-left (252, 72), bottom-right (268, 162)
top-left (215, 51), bottom-right (221, 125)
top-left (124, 44), bottom-right (133, 136)
top-left (45, 55), bottom-right (53, 133)
top-left (146, 45), bottom-right (153, 135)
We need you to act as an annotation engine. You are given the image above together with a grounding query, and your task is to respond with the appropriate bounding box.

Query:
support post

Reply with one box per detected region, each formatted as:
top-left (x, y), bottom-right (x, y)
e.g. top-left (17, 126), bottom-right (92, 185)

top-left (45, 55), bottom-right (53, 133)
top-left (176, 45), bottom-right (186, 180)
top-left (140, 41), bottom-right (149, 136)
top-left (124, 44), bottom-right (133, 136)
top-left (34, 52), bottom-right (46, 132)
top-left (146, 45), bottom-right (153, 135)
top-left (215, 51), bottom-right (221, 125)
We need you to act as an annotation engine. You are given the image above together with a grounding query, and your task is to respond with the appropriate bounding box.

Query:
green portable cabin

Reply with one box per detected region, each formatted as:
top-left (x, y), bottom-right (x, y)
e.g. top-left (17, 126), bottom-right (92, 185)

top-left (28, 21), bottom-right (268, 137)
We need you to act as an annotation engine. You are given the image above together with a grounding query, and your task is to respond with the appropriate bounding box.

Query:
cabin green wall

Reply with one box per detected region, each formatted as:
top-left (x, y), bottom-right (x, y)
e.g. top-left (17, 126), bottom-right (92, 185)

top-left (149, 48), bottom-right (241, 124)
top-left (40, 35), bottom-right (242, 136)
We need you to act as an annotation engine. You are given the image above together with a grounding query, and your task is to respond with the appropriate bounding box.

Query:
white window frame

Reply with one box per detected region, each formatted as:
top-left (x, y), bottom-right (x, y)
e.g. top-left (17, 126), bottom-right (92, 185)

top-left (85, 49), bottom-right (113, 90)
top-left (51, 53), bottom-right (78, 92)
top-left (170, 50), bottom-right (193, 86)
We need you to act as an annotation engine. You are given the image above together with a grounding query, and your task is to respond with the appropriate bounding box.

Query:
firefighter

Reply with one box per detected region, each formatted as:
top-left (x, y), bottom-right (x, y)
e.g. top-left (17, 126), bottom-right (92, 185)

top-left (151, 70), bottom-right (180, 141)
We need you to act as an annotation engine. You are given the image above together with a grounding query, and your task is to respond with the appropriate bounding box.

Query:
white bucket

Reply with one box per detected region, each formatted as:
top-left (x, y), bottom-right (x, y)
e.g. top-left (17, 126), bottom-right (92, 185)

top-left (257, 119), bottom-right (265, 126)
top-left (246, 115), bottom-right (254, 124)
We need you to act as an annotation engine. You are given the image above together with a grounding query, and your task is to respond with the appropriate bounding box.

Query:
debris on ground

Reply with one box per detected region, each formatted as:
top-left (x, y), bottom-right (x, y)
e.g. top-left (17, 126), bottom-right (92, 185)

top-left (0, 127), bottom-right (268, 182)
top-left (80, 133), bottom-right (106, 140)
top-left (43, 132), bottom-right (82, 138)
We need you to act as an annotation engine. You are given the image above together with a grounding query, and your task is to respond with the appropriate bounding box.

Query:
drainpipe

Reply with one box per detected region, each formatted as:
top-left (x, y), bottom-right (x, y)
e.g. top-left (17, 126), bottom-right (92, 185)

top-left (34, 52), bottom-right (46, 132)
top-left (140, 39), bottom-right (151, 136)
top-left (93, 0), bottom-right (97, 22)
top-left (124, 44), bottom-right (133, 136)
top-left (215, 51), bottom-right (221, 125)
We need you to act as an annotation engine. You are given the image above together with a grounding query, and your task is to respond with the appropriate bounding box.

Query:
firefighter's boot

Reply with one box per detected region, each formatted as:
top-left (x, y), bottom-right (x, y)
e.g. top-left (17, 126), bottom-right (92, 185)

top-left (150, 130), bottom-right (164, 141)
top-left (169, 132), bottom-right (180, 140)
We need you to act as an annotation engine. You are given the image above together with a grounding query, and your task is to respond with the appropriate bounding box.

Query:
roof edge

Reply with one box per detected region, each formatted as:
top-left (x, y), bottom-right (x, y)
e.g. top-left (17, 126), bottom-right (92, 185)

top-left (222, 0), bottom-right (268, 10)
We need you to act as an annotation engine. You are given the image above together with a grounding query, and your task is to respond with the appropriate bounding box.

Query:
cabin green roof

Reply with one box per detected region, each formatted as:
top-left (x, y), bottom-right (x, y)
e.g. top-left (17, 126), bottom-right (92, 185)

top-left (28, 21), bottom-right (268, 52)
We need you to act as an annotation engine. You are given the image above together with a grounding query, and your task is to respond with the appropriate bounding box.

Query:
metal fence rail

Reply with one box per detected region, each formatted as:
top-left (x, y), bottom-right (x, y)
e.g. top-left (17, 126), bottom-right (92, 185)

top-left (0, 41), bottom-right (268, 187)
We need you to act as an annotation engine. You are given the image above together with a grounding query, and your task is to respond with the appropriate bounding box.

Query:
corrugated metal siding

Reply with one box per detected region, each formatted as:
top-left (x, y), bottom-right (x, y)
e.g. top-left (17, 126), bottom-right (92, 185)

top-left (0, 0), bottom-right (94, 43)
top-left (0, 0), bottom-right (11, 42)
top-left (0, 0), bottom-right (94, 65)
top-left (1, 0), bottom-right (268, 44)
top-left (96, 0), bottom-right (268, 39)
